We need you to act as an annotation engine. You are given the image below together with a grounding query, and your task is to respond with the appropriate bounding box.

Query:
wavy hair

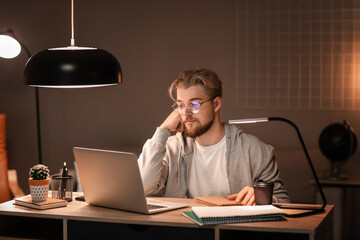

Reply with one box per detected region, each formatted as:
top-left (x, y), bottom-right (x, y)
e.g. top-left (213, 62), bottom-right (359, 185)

top-left (169, 68), bottom-right (223, 101)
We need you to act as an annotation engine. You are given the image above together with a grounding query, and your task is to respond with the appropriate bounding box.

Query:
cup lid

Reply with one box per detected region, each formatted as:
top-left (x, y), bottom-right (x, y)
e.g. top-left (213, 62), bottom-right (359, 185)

top-left (253, 180), bottom-right (274, 187)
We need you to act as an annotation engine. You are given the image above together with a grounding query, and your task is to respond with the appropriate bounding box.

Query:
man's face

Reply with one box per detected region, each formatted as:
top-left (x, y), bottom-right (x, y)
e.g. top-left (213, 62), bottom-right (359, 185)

top-left (176, 85), bottom-right (215, 138)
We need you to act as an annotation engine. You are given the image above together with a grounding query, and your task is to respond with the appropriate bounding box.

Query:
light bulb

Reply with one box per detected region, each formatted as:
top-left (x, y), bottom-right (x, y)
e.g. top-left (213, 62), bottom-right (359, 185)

top-left (0, 35), bottom-right (21, 59)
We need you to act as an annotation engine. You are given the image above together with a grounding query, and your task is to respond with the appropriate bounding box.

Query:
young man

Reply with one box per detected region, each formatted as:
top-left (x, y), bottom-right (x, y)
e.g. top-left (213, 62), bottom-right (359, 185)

top-left (138, 68), bottom-right (290, 205)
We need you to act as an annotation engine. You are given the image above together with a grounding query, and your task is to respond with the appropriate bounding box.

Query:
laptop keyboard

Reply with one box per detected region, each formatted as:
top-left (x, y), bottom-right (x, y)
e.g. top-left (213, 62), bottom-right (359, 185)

top-left (147, 204), bottom-right (167, 210)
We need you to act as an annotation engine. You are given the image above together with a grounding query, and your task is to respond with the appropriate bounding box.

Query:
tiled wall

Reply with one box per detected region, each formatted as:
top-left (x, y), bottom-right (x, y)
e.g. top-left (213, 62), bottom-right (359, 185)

top-left (236, 0), bottom-right (360, 110)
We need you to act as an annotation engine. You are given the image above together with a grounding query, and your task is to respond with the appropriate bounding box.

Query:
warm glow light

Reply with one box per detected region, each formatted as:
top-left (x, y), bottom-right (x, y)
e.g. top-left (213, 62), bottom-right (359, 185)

top-left (0, 35), bottom-right (21, 59)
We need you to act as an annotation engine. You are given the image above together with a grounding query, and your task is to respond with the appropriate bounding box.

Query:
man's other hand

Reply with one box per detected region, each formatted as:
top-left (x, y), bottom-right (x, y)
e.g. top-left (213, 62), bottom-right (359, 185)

top-left (227, 186), bottom-right (255, 206)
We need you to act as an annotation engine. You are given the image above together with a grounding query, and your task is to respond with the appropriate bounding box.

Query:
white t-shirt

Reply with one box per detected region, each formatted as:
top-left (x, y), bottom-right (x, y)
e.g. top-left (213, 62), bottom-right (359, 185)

top-left (187, 136), bottom-right (231, 198)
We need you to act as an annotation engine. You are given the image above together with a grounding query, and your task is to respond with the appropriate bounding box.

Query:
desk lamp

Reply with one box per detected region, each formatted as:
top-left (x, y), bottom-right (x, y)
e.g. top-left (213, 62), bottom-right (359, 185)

top-left (229, 117), bottom-right (327, 217)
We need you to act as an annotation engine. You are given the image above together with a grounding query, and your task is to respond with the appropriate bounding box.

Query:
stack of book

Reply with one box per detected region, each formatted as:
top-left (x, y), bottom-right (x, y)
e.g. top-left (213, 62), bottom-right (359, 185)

top-left (14, 195), bottom-right (68, 210)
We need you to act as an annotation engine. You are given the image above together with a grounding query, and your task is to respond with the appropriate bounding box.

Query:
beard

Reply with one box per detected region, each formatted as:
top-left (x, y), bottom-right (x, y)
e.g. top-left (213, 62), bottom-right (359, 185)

top-left (183, 116), bottom-right (214, 138)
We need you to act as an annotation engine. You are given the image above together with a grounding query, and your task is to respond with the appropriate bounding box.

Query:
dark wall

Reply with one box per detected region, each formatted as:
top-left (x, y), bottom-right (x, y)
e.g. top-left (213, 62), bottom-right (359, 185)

top-left (0, 0), bottom-right (236, 192)
top-left (0, 0), bottom-right (359, 197)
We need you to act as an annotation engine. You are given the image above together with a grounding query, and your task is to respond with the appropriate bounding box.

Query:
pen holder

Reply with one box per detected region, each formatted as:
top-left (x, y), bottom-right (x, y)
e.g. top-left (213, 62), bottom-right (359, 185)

top-left (51, 174), bottom-right (73, 202)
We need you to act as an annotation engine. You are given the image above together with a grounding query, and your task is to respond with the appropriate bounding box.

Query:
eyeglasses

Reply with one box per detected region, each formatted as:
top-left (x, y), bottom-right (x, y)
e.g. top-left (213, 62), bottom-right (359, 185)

top-left (172, 97), bottom-right (214, 114)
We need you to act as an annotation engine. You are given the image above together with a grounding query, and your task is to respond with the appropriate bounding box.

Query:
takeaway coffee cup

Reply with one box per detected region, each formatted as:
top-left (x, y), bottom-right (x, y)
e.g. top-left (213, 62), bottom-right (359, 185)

top-left (253, 180), bottom-right (274, 205)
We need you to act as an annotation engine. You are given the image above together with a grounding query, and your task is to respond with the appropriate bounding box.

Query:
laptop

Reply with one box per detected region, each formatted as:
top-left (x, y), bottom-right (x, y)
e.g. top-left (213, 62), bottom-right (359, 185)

top-left (73, 147), bottom-right (188, 214)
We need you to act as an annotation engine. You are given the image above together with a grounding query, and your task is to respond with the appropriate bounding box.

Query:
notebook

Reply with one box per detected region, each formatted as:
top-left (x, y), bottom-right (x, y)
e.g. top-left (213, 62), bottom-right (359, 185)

top-left (73, 147), bottom-right (188, 214)
top-left (183, 205), bottom-right (285, 226)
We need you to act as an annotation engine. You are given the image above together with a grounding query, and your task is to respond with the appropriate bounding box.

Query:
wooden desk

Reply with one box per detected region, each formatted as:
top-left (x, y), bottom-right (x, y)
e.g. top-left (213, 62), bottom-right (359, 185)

top-left (0, 197), bottom-right (334, 240)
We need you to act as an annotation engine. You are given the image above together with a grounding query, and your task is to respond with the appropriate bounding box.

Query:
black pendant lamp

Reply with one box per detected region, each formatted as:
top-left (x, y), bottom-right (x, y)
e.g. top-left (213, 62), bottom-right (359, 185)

top-left (24, 0), bottom-right (122, 88)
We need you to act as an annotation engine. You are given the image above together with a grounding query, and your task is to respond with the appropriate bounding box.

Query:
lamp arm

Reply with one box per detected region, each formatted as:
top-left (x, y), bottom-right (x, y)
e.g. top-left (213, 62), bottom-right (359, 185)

top-left (267, 117), bottom-right (327, 215)
top-left (229, 117), bottom-right (327, 217)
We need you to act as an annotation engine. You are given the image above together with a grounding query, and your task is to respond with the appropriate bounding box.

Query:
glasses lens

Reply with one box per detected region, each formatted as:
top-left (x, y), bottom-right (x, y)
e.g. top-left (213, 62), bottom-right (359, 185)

top-left (172, 101), bottom-right (204, 113)
top-left (192, 102), bottom-right (200, 113)
top-left (173, 102), bottom-right (187, 112)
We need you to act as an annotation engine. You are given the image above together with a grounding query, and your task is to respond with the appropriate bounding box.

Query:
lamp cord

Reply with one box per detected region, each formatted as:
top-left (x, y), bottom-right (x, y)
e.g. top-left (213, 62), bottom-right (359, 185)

top-left (71, 0), bottom-right (75, 46)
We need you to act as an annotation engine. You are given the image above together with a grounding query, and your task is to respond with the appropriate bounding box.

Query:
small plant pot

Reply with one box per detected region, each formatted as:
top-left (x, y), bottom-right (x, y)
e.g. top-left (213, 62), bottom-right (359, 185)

top-left (29, 178), bottom-right (50, 202)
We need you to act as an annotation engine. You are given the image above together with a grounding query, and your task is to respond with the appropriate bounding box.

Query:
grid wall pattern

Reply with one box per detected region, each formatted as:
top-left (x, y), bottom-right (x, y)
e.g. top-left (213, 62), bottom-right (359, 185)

top-left (235, 0), bottom-right (360, 109)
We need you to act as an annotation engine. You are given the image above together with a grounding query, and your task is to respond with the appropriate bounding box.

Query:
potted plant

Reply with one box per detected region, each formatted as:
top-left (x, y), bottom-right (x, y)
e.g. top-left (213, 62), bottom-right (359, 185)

top-left (29, 164), bottom-right (50, 202)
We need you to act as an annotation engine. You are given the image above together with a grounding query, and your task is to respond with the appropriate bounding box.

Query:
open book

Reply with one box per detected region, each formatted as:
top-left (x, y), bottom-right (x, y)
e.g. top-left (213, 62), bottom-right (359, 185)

top-left (183, 205), bottom-right (285, 226)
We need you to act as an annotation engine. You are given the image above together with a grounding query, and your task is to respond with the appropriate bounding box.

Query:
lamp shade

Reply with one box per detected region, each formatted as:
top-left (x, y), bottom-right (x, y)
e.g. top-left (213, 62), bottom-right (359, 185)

top-left (0, 34), bottom-right (21, 59)
top-left (24, 47), bottom-right (122, 88)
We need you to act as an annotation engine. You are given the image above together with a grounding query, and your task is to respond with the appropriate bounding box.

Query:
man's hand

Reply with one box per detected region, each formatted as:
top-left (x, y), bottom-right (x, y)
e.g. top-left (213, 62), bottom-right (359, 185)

top-left (227, 186), bottom-right (255, 206)
top-left (160, 111), bottom-right (183, 132)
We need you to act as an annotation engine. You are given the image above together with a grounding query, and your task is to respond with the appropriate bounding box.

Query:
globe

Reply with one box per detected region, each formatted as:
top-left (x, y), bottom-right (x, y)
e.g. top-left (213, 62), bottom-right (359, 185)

top-left (319, 121), bottom-right (357, 180)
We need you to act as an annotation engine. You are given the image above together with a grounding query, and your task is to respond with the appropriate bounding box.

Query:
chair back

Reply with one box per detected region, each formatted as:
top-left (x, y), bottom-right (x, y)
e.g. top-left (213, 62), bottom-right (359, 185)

top-left (0, 114), bottom-right (11, 203)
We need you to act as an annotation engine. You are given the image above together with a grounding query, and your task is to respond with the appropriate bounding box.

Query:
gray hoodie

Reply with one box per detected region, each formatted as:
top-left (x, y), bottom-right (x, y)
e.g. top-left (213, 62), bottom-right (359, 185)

top-left (138, 123), bottom-right (290, 203)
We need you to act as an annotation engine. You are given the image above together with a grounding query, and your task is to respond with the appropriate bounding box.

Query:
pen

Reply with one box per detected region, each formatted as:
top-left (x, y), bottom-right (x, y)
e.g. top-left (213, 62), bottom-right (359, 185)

top-left (59, 162), bottom-right (68, 199)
